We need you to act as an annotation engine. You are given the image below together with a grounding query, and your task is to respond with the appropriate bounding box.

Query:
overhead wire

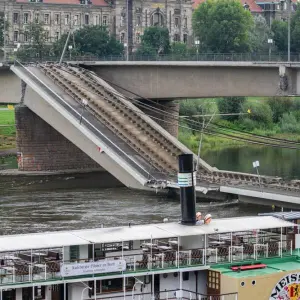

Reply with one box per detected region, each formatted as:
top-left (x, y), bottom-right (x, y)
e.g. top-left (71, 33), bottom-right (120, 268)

top-left (89, 70), bottom-right (300, 146)
top-left (62, 64), bottom-right (300, 150)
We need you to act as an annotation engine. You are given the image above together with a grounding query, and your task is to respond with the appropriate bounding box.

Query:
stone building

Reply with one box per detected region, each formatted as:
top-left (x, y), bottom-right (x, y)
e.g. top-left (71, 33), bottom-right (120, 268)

top-left (2, 0), bottom-right (193, 53)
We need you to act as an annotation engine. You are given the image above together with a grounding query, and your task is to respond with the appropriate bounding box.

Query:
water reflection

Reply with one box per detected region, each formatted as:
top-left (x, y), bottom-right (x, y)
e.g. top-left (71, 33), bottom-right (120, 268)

top-left (203, 146), bottom-right (300, 180)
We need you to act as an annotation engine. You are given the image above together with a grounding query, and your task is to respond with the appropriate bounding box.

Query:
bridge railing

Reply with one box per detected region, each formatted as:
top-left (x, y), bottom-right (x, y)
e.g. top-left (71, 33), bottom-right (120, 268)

top-left (4, 52), bottom-right (300, 63)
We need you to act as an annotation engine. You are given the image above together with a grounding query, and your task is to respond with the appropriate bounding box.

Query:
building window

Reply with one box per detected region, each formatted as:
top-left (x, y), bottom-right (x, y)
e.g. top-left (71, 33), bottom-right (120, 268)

top-left (93, 15), bottom-right (99, 25)
top-left (54, 14), bottom-right (60, 25)
top-left (136, 32), bottom-right (140, 44)
top-left (45, 30), bottom-right (49, 42)
top-left (24, 31), bottom-right (29, 42)
top-left (55, 31), bottom-right (60, 41)
top-left (175, 17), bottom-right (179, 28)
top-left (136, 15), bottom-right (141, 26)
top-left (23, 13), bottom-right (29, 24)
top-left (74, 14), bottom-right (79, 25)
top-left (64, 14), bottom-right (70, 25)
top-left (35, 13), bottom-right (39, 24)
top-left (13, 31), bottom-right (19, 42)
top-left (184, 17), bottom-right (187, 28)
top-left (151, 12), bottom-right (164, 26)
top-left (103, 15), bottom-right (107, 25)
top-left (13, 12), bottom-right (19, 24)
top-left (183, 34), bottom-right (187, 44)
top-left (120, 32), bottom-right (125, 44)
top-left (44, 13), bottom-right (49, 24)
top-left (145, 10), bottom-right (148, 27)
top-left (174, 33), bottom-right (180, 42)
top-left (120, 15), bottom-right (124, 27)
top-left (84, 14), bottom-right (89, 25)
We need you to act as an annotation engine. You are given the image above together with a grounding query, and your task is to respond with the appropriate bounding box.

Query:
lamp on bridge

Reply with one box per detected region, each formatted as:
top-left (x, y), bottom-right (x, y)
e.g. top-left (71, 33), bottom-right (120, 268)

top-left (268, 38), bottom-right (273, 62)
top-left (68, 45), bottom-right (73, 61)
top-left (194, 40), bottom-right (200, 61)
top-left (253, 160), bottom-right (262, 193)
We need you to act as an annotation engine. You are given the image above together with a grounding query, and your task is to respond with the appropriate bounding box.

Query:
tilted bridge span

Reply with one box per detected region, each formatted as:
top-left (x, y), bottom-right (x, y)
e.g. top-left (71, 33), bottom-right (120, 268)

top-left (10, 61), bottom-right (300, 206)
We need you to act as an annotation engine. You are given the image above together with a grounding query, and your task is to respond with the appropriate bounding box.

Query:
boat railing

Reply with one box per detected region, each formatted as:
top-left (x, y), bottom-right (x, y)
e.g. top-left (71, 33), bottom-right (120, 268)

top-left (0, 235), bottom-right (295, 286)
top-left (82, 289), bottom-right (238, 300)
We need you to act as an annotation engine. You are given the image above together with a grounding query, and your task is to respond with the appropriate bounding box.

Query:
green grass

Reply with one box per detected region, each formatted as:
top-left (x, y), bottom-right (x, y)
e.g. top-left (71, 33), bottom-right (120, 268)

top-left (0, 109), bottom-right (16, 150)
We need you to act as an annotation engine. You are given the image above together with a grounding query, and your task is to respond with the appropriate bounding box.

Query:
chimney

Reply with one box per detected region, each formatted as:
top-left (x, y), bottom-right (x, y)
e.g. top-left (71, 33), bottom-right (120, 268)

top-left (178, 154), bottom-right (196, 225)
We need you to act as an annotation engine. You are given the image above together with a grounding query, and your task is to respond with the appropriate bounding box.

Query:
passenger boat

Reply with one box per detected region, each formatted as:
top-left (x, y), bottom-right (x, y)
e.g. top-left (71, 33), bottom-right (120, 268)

top-left (0, 155), bottom-right (300, 300)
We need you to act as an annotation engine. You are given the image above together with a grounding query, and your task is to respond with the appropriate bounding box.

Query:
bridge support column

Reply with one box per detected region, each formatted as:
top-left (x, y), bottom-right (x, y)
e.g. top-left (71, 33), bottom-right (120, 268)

top-left (15, 105), bottom-right (102, 172)
top-left (140, 100), bottom-right (179, 137)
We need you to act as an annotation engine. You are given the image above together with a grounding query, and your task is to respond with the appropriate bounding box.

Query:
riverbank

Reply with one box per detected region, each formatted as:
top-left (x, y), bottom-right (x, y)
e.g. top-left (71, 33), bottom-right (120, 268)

top-left (0, 106), bottom-right (16, 150)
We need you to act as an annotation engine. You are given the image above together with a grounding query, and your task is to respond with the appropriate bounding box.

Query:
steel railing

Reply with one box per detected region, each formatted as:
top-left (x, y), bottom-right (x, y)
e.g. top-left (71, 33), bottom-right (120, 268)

top-left (4, 52), bottom-right (300, 63)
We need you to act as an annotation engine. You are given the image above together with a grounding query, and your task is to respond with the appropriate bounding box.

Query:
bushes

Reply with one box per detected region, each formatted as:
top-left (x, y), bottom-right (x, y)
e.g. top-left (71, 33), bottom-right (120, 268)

top-left (241, 100), bottom-right (273, 127)
top-left (267, 97), bottom-right (293, 123)
top-left (217, 97), bottom-right (246, 121)
top-left (280, 112), bottom-right (300, 133)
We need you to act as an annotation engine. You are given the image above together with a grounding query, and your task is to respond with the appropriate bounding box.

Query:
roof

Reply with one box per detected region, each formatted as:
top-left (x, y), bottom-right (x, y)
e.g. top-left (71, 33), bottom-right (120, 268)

top-left (192, 0), bottom-right (263, 12)
top-left (259, 211), bottom-right (300, 221)
top-left (212, 256), bottom-right (300, 278)
top-left (15, 0), bottom-right (109, 6)
top-left (0, 216), bottom-right (294, 252)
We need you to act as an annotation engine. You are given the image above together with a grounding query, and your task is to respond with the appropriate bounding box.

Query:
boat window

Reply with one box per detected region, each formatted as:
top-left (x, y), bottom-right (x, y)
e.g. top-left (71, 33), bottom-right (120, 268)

top-left (70, 245), bottom-right (80, 261)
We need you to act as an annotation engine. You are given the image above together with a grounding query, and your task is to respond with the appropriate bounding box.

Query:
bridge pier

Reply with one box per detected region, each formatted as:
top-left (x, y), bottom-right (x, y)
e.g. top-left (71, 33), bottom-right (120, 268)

top-left (15, 105), bottom-right (103, 172)
top-left (139, 100), bottom-right (179, 137)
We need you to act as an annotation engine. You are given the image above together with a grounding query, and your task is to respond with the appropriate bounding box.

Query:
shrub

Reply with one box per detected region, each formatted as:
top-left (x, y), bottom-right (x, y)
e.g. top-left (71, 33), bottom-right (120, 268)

top-left (280, 112), bottom-right (300, 133)
top-left (217, 97), bottom-right (246, 121)
top-left (267, 97), bottom-right (293, 123)
top-left (241, 101), bottom-right (273, 126)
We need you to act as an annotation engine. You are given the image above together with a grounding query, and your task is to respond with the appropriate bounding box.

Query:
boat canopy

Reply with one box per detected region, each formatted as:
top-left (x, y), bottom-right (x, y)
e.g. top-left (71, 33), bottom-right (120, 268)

top-left (0, 216), bottom-right (295, 252)
top-left (259, 211), bottom-right (300, 221)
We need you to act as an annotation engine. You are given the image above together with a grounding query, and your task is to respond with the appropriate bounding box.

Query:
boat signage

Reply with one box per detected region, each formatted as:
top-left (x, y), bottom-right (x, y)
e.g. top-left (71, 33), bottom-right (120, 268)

top-left (270, 273), bottom-right (300, 299)
top-left (178, 172), bottom-right (193, 187)
top-left (61, 260), bottom-right (126, 277)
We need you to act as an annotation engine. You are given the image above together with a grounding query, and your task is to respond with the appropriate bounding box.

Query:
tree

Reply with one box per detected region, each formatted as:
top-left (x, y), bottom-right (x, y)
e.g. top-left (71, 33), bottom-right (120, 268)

top-left (16, 22), bottom-right (51, 60)
top-left (53, 25), bottom-right (123, 57)
top-left (271, 20), bottom-right (288, 52)
top-left (192, 0), bottom-right (253, 53)
top-left (0, 14), bottom-right (9, 48)
top-left (217, 97), bottom-right (246, 121)
top-left (267, 96), bottom-right (293, 123)
top-left (249, 15), bottom-right (273, 53)
top-left (291, 7), bottom-right (300, 52)
top-left (137, 27), bottom-right (170, 55)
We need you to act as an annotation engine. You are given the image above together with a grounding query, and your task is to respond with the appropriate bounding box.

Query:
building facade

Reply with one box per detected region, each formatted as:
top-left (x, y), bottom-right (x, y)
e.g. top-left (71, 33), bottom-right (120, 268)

top-left (2, 0), bottom-right (193, 53)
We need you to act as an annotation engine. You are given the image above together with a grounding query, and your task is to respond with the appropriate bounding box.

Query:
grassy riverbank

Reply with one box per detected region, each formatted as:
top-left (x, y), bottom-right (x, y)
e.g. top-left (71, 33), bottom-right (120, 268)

top-left (0, 106), bottom-right (16, 151)
top-left (178, 97), bottom-right (300, 154)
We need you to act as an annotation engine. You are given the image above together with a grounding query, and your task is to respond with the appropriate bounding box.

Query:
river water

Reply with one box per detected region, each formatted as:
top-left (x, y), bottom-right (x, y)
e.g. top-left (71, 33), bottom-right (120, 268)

top-left (1, 144), bottom-right (299, 236)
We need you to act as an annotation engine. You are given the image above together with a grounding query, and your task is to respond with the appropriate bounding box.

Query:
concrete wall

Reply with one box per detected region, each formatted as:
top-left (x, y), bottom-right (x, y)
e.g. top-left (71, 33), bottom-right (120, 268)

top-left (15, 105), bottom-right (102, 171)
top-left (0, 67), bottom-right (21, 103)
top-left (90, 62), bottom-right (293, 99)
top-left (139, 100), bottom-right (179, 137)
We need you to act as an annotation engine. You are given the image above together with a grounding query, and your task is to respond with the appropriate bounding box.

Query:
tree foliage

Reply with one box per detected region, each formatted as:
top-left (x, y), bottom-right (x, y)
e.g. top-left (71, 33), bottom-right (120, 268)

top-left (249, 15), bottom-right (273, 52)
top-left (16, 22), bottom-right (51, 60)
top-left (271, 20), bottom-right (288, 52)
top-left (192, 0), bottom-right (253, 53)
top-left (53, 25), bottom-right (123, 57)
top-left (136, 27), bottom-right (170, 55)
top-left (267, 97), bottom-right (293, 123)
top-left (217, 97), bottom-right (246, 121)
top-left (291, 7), bottom-right (300, 52)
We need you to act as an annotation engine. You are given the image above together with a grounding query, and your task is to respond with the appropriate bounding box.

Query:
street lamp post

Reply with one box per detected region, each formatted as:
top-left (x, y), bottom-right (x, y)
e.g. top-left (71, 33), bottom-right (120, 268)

top-left (268, 38), bottom-right (273, 61)
top-left (287, 0), bottom-right (291, 62)
top-left (68, 45), bottom-right (73, 61)
top-left (194, 40), bottom-right (200, 61)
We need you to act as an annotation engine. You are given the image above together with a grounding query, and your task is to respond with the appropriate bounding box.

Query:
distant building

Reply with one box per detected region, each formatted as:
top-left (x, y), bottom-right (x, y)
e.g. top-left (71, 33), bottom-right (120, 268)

top-left (2, 0), bottom-right (193, 54)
